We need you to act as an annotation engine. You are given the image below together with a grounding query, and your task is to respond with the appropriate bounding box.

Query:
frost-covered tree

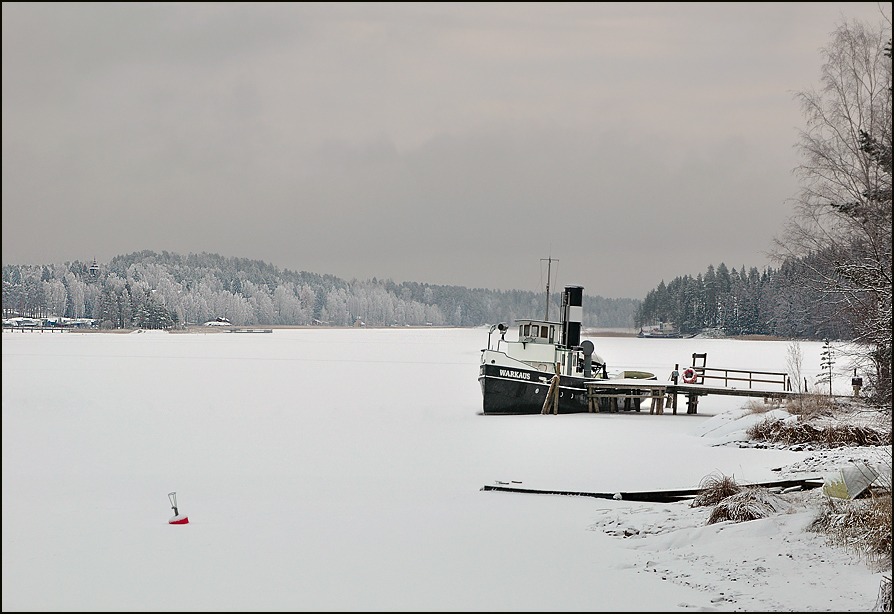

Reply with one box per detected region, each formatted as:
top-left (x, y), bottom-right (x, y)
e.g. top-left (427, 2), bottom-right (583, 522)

top-left (64, 273), bottom-right (87, 318)
top-left (776, 18), bottom-right (892, 401)
top-left (273, 283), bottom-right (304, 324)
top-left (43, 278), bottom-right (67, 317)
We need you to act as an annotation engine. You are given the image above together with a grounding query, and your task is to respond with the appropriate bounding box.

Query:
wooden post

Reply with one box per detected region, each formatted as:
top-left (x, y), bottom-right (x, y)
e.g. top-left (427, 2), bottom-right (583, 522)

top-left (552, 362), bottom-right (560, 415)
top-left (672, 363), bottom-right (679, 414)
top-left (687, 392), bottom-right (699, 414)
top-left (542, 362), bottom-right (561, 415)
top-left (650, 389), bottom-right (663, 414)
top-left (541, 376), bottom-right (557, 415)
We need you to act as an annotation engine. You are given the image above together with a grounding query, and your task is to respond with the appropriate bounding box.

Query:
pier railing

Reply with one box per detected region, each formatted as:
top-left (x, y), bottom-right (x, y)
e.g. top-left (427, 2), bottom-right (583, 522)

top-left (693, 367), bottom-right (789, 391)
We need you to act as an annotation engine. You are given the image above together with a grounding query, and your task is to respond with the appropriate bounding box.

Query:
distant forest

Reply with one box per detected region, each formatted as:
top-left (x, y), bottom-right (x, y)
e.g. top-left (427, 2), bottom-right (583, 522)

top-left (635, 255), bottom-right (851, 340)
top-left (2, 250), bottom-right (640, 329)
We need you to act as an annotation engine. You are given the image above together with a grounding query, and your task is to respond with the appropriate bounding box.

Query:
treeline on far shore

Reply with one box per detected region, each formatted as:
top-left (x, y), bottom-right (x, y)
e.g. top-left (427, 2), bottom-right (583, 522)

top-left (2, 250), bottom-right (639, 330)
top-left (634, 255), bottom-right (853, 341)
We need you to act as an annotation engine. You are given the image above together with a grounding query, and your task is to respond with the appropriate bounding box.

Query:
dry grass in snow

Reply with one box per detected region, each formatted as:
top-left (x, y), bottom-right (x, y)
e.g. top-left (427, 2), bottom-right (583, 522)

top-left (877, 575), bottom-right (892, 612)
top-left (785, 392), bottom-right (840, 419)
top-left (690, 472), bottom-right (791, 525)
top-left (747, 416), bottom-right (890, 446)
top-left (706, 487), bottom-right (791, 525)
top-left (809, 492), bottom-right (892, 571)
top-left (690, 471), bottom-right (741, 508)
top-left (810, 491), bottom-right (893, 612)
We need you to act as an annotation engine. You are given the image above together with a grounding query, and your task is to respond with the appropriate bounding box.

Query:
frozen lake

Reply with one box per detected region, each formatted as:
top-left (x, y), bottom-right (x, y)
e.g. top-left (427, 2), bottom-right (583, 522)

top-left (2, 328), bottom-right (868, 610)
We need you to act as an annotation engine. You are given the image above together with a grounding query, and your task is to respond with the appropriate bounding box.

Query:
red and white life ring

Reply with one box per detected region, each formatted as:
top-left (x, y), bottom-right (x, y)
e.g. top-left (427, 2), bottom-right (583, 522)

top-left (682, 368), bottom-right (698, 384)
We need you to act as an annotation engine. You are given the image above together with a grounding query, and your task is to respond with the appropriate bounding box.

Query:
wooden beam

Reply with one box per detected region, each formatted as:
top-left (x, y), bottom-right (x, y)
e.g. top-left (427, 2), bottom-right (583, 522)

top-left (481, 477), bottom-right (824, 503)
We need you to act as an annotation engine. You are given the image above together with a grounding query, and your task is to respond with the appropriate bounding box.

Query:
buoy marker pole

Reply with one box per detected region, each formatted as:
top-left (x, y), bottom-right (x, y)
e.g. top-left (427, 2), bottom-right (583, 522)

top-left (168, 491), bottom-right (189, 524)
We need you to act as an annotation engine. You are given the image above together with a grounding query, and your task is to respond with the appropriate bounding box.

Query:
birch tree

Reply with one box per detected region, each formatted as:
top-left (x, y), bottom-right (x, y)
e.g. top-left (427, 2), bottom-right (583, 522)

top-left (776, 18), bottom-right (892, 401)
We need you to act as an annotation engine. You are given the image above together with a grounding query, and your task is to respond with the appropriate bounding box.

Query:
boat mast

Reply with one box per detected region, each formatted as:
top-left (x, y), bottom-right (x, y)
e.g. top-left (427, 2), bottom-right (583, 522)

top-left (541, 256), bottom-right (558, 320)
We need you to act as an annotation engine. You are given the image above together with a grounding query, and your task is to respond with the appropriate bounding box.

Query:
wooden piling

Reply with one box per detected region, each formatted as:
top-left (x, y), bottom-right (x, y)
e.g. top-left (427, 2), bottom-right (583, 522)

top-left (649, 389), bottom-right (664, 414)
top-left (541, 363), bottom-right (561, 415)
top-left (686, 392), bottom-right (699, 414)
top-left (541, 375), bottom-right (558, 415)
top-left (672, 363), bottom-right (679, 414)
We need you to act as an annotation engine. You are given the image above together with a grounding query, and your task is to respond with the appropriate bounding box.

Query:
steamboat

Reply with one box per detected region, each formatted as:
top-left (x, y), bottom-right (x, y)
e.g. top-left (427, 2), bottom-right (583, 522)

top-left (479, 283), bottom-right (655, 415)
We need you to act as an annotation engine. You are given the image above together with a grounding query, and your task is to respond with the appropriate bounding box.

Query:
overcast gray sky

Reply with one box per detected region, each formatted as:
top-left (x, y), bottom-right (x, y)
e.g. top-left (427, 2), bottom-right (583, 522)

top-left (3, 3), bottom-right (890, 298)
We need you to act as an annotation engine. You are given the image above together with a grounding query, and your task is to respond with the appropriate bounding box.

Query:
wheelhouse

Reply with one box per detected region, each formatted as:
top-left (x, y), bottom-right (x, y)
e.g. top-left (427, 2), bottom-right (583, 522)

top-left (515, 319), bottom-right (558, 345)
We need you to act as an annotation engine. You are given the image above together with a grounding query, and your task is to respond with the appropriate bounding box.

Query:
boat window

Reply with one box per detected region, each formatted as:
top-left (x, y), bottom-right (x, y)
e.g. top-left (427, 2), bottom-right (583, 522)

top-left (523, 324), bottom-right (530, 337)
top-left (549, 326), bottom-right (555, 343)
top-left (531, 325), bottom-right (539, 337)
top-left (540, 326), bottom-right (548, 339)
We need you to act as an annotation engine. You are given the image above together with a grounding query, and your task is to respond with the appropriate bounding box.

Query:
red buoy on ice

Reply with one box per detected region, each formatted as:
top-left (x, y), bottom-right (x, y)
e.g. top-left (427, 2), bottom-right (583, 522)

top-left (168, 491), bottom-right (189, 524)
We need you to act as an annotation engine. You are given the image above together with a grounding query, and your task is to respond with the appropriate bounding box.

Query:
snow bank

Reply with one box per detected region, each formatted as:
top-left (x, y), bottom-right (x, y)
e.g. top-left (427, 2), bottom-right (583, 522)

top-left (691, 407), bottom-right (793, 445)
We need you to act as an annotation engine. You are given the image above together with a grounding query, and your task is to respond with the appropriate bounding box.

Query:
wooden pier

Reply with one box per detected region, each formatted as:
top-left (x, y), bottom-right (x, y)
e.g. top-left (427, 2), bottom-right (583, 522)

top-left (3, 326), bottom-right (70, 333)
top-left (586, 352), bottom-right (795, 415)
top-left (586, 380), bottom-right (796, 415)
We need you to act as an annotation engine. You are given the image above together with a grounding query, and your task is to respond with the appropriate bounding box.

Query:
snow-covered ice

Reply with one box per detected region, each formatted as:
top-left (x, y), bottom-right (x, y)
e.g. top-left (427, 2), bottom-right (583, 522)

top-left (2, 327), bottom-right (886, 610)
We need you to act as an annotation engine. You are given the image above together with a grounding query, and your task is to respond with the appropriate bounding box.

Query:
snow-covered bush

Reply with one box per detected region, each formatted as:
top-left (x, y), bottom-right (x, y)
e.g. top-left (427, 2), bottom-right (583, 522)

top-left (706, 487), bottom-right (790, 524)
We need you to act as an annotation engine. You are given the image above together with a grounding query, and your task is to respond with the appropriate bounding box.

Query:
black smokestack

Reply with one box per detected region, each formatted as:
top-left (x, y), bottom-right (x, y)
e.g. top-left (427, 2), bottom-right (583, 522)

top-left (562, 285), bottom-right (583, 348)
